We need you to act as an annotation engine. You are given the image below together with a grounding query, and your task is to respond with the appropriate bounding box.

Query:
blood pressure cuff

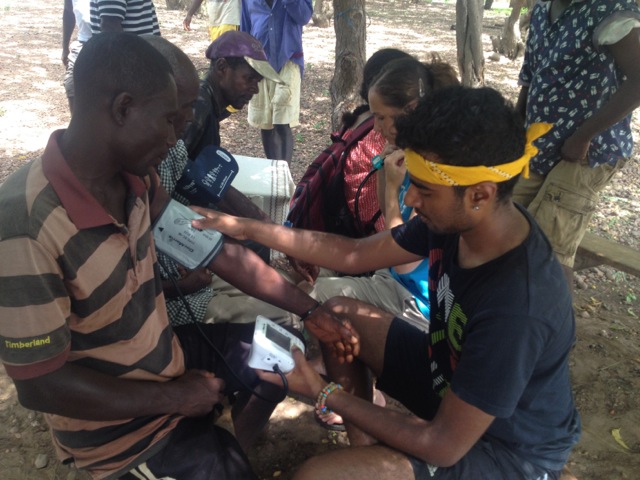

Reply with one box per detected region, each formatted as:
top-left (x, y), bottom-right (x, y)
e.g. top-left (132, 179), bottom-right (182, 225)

top-left (153, 199), bottom-right (224, 270)
top-left (175, 145), bottom-right (239, 207)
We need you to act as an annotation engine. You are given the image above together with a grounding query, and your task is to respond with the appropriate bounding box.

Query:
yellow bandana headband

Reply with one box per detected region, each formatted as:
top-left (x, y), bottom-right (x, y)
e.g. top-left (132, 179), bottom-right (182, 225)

top-left (405, 122), bottom-right (553, 186)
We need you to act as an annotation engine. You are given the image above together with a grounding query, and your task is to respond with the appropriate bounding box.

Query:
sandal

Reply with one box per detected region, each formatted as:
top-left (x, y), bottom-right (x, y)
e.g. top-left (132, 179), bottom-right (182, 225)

top-left (314, 409), bottom-right (346, 432)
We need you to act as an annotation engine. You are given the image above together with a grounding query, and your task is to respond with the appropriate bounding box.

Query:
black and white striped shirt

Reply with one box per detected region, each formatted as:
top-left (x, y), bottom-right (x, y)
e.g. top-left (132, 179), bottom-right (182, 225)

top-left (90, 0), bottom-right (161, 36)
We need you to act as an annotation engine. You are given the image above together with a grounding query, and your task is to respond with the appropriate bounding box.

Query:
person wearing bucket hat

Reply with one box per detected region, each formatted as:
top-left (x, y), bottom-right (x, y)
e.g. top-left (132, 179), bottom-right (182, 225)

top-left (182, 30), bottom-right (282, 161)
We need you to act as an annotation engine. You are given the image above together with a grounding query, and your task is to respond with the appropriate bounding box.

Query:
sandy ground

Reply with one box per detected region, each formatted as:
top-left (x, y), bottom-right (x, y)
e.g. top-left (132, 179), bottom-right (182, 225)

top-left (1, 0), bottom-right (639, 479)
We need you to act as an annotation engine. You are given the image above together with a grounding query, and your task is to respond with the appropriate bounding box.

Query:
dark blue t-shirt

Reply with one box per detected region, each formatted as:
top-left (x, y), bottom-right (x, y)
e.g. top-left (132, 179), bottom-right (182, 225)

top-left (391, 206), bottom-right (581, 471)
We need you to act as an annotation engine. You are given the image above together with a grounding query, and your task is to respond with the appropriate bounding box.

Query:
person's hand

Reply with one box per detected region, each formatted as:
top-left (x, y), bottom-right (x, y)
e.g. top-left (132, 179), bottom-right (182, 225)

top-left (305, 305), bottom-right (360, 363)
top-left (190, 207), bottom-right (249, 240)
top-left (170, 370), bottom-right (226, 417)
top-left (183, 13), bottom-right (193, 31)
top-left (383, 150), bottom-right (407, 192)
top-left (561, 130), bottom-right (591, 165)
top-left (288, 256), bottom-right (320, 284)
top-left (257, 349), bottom-right (327, 400)
top-left (62, 48), bottom-right (70, 67)
top-left (379, 142), bottom-right (399, 159)
top-left (177, 266), bottom-right (212, 294)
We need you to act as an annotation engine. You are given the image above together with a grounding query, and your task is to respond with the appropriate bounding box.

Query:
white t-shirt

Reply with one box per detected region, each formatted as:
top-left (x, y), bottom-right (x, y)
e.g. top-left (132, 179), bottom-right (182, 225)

top-left (207, 0), bottom-right (241, 27)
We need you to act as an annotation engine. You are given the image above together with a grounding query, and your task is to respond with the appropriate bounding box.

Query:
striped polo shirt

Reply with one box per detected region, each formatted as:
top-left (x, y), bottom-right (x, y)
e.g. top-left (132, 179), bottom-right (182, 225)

top-left (0, 131), bottom-right (185, 479)
top-left (90, 0), bottom-right (161, 36)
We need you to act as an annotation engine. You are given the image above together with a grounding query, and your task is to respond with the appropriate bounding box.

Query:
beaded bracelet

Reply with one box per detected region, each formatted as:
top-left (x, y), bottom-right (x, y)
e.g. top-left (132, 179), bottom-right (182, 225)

top-left (315, 382), bottom-right (343, 414)
top-left (299, 302), bottom-right (322, 322)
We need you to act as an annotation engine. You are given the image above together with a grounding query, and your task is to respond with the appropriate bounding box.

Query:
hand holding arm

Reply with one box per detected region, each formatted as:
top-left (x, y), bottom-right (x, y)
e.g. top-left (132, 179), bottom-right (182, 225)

top-left (15, 363), bottom-right (225, 420)
top-left (304, 304), bottom-right (360, 363)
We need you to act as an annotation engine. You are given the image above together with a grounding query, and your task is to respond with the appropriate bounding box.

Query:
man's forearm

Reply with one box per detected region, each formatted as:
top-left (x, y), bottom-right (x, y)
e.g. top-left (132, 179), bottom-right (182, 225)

top-left (208, 240), bottom-right (318, 315)
top-left (218, 186), bottom-right (272, 223)
top-left (14, 363), bottom-right (182, 421)
top-left (62, 0), bottom-right (75, 50)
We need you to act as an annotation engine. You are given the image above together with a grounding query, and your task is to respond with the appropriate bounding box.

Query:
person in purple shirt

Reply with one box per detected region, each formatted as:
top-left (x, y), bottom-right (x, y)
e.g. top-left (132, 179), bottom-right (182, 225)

top-left (241, 0), bottom-right (312, 163)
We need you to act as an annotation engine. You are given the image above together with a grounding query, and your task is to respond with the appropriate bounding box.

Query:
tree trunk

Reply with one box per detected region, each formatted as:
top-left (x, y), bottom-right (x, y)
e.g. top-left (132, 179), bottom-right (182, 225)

top-left (312, 0), bottom-right (332, 28)
top-left (165, 0), bottom-right (189, 10)
top-left (498, 0), bottom-right (525, 59)
top-left (456, 0), bottom-right (485, 87)
top-left (330, 0), bottom-right (367, 130)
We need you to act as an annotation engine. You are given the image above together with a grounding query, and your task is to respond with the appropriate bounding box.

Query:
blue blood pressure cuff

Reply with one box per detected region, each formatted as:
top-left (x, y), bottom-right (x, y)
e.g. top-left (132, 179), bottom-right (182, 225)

top-left (153, 199), bottom-right (224, 270)
top-left (175, 145), bottom-right (239, 207)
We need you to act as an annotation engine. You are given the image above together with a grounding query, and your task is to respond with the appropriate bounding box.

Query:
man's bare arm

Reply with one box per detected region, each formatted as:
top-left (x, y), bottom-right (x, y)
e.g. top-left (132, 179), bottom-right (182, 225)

top-left (562, 29), bottom-right (640, 162)
top-left (62, 0), bottom-right (75, 66)
top-left (192, 208), bottom-right (422, 274)
top-left (217, 186), bottom-right (272, 222)
top-left (326, 388), bottom-right (494, 467)
top-left (14, 363), bottom-right (225, 420)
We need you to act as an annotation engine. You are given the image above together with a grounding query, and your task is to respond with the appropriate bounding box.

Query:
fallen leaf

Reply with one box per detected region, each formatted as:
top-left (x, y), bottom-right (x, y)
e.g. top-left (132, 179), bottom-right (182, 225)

top-left (611, 428), bottom-right (630, 450)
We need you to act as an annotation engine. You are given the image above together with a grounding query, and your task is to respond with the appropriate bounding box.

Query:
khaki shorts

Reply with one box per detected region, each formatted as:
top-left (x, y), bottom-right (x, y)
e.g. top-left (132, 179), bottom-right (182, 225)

top-left (204, 271), bottom-right (296, 327)
top-left (247, 60), bottom-right (301, 129)
top-left (512, 159), bottom-right (626, 268)
top-left (208, 24), bottom-right (238, 42)
top-left (310, 269), bottom-right (429, 332)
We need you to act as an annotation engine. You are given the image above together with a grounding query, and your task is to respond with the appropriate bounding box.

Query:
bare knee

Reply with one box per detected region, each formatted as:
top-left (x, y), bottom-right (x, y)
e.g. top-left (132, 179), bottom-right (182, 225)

top-left (293, 455), bottom-right (337, 480)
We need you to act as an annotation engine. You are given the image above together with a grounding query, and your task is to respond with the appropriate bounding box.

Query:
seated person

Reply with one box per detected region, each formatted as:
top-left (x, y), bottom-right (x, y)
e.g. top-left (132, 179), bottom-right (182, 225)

top-left (340, 48), bottom-right (414, 236)
top-left (146, 34), bottom-right (296, 327)
top-left (192, 86), bottom-right (581, 480)
top-left (0, 33), bottom-right (353, 480)
top-left (312, 56), bottom-right (460, 331)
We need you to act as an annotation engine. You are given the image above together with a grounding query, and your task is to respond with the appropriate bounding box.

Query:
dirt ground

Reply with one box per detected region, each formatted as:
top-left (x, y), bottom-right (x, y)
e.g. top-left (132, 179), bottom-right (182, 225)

top-left (1, 0), bottom-right (639, 479)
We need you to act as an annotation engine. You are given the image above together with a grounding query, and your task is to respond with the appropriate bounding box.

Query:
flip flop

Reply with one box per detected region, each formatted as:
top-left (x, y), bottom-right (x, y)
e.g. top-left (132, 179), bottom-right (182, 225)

top-left (314, 409), bottom-right (346, 432)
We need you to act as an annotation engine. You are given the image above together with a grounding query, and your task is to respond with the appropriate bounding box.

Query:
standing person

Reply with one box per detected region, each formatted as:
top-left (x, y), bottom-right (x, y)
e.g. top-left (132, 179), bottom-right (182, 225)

top-left (183, 0), bottom-right (241, 41)
top-left (191, 86), bottom-right (581, 479)
top-left (241, 0), bottom-right (312, 163)
top-left (0, 32), bottom-right (352, 480)
top-left (62, 0), bottom-right (92, 112)
top-left (513, 0), bottom-right (640, 286)
top-left (90, 0), bottom-right (160, 35)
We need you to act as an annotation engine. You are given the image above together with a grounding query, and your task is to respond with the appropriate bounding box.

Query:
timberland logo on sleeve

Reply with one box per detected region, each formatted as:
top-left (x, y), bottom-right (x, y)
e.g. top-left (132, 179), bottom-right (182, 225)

top-left (5, 336), bottom-right (51, 349)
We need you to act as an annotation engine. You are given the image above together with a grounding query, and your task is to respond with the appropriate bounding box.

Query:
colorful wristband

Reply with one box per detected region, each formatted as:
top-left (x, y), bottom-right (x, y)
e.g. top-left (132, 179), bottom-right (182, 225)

top-left (315, 382), bottom-right (343, 414)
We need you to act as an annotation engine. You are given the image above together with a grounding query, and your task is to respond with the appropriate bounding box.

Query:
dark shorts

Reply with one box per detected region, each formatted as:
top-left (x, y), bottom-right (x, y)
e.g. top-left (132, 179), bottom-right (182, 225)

top-left (174, 322), bottom-right (259, 395)
top-left (408, 438), bottom-right (562, 480)
top-left (377, 319), bottom-right (562, 480)
top-left (120, 415), bottom-right (258, 480)
top-left (118, 323), bottom-right (279, 479)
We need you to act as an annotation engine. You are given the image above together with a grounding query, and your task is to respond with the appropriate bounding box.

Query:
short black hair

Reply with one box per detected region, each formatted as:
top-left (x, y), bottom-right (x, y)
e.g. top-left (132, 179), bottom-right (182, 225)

top-left (74, 32), bottom-right (174, 105)
top-left (142, 34), bottom-right (197, 91)
top-left (395, 86), bottom-right (526, 201)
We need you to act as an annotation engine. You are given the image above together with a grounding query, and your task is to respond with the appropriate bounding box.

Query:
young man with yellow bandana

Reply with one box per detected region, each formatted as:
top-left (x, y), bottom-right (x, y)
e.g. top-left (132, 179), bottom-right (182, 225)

top-left (191, 86), bottom-right (581, 480)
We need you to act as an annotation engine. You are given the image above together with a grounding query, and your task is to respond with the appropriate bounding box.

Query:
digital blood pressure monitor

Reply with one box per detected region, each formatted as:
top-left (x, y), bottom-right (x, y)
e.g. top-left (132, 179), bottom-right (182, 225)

top-left (248, 316), bottom-right (305, 373)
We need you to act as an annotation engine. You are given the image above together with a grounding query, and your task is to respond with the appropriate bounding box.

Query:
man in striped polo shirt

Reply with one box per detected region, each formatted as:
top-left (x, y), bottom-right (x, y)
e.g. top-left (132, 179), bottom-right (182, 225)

top-left (0, 32), bottom-right (355, 480)
top-left (90, 0), bottom-right (161, 35)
